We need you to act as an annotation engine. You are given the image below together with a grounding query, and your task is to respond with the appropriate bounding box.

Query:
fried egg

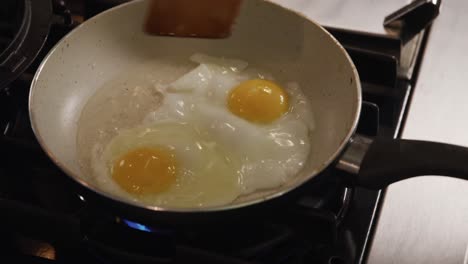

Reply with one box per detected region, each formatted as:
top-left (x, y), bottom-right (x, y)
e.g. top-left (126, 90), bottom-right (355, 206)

top-left (100, 123), bottom-right (241, 207)
top-left (93, 54), bottom-right (314, 208)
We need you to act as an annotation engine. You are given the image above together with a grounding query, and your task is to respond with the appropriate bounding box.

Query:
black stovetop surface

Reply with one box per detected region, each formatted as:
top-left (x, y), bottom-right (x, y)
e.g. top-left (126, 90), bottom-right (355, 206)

top-left (0, 1), bottom-right (419, 263)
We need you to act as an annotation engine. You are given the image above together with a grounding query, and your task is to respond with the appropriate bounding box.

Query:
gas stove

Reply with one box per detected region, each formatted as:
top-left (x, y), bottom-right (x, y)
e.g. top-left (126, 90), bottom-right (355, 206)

top-left (0, 0), bottom-right (442, 263)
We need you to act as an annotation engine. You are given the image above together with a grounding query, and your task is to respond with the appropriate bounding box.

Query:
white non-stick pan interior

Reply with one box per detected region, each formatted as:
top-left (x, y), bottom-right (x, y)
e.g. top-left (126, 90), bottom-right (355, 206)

top-left (29, 0), bottom-right (360, 209)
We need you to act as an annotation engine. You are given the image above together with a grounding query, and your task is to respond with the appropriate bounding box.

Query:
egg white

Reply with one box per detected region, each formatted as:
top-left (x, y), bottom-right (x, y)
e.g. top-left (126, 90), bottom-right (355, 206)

top-left (144, 54), bottom-right (314, 195)
top-left (94, 54), bottom-right (315, 208)
top-left (95, 122), bottom-right (242, 208)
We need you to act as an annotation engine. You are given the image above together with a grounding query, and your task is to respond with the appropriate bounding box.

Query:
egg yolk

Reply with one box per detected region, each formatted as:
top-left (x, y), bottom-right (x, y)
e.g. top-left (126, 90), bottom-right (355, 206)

top-left (228, 79), bottom-right (289, 123)
top-left (112, 147), bottom-right (177, 195)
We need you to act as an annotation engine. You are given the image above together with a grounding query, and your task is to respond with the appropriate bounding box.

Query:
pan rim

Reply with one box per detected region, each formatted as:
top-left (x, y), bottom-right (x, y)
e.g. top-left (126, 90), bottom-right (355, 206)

top-left (28, 0), bottom-right (362, 213)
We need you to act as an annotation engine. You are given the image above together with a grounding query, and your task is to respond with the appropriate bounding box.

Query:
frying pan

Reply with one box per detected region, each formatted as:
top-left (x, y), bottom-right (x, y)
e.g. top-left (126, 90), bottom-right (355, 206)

top-left (28, 0), bottom-right (468, 224)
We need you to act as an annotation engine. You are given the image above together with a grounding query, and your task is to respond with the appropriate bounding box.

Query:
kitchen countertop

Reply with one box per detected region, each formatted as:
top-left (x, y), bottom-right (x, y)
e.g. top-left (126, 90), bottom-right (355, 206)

top-left (366, 0), bottom-right (468, 263)
top-left (273, 0), bottom-right (410, 37)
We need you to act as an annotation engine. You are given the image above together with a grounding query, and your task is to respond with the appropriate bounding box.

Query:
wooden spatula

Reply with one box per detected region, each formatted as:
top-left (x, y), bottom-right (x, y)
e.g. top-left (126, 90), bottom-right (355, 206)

top-left (144, 0), bottom-right (243, 38)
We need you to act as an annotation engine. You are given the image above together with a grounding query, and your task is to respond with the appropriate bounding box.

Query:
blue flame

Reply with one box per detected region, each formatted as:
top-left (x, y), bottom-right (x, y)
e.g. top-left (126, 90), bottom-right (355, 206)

top-left (121, 219), bottom-right (153, 233)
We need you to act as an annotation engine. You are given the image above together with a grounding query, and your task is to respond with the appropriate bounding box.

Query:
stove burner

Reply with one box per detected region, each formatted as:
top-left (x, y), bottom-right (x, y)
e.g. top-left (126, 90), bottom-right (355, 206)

top-left (0, 0), bottom-right (426, 263)
top-left (119, 218), bottom-right (157, 233)
top-left (0, 0), bottom-right (52, 90)
top-left (0, 0), bottom-right (23, 52)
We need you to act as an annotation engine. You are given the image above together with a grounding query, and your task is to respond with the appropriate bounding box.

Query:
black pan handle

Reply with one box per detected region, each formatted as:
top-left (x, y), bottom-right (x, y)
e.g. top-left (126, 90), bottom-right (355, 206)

top-left (351, 137), bottom-right (468, 189)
